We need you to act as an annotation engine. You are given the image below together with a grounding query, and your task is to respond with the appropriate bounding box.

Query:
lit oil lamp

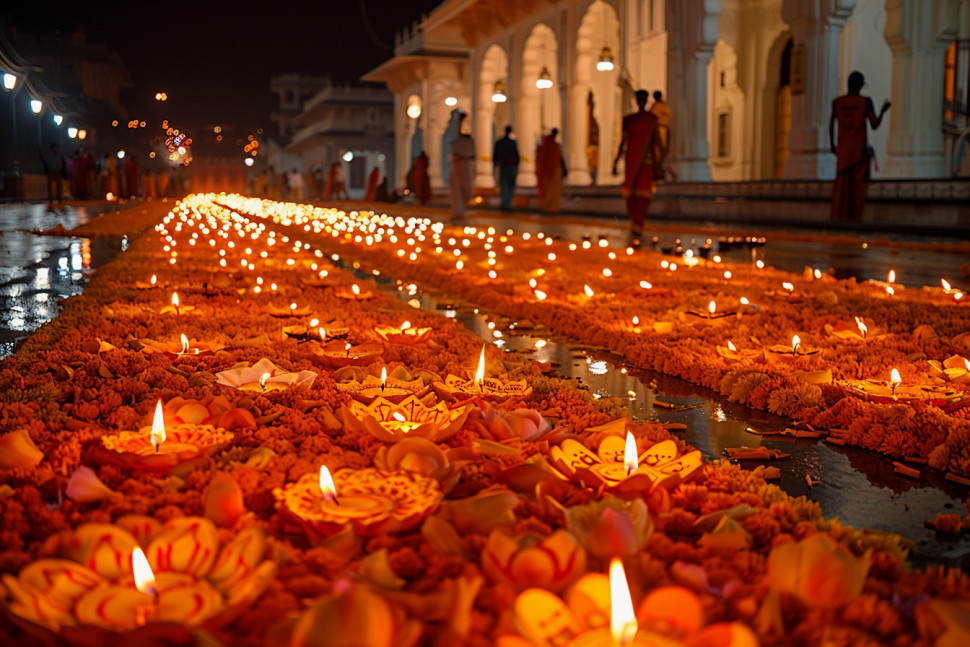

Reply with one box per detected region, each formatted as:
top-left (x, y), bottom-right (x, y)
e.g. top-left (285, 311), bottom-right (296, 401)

top-left (924, 278), bottom-right (966, 302)
top-left (274, 465), bottom-right (443, 540)
top-left (134, 274), bottom-right (159, 289)
top-left (335, 283), bottom-right (376, 301)
top-left (269, 302), bottom-right (313, 318)
top-left (824, 315), bottom-right (887, 343)
top-left (928, 355), bottom-right (970, 384)
top-left (685, 299), bottom-right (735, 325)
top-left (140, 332), bottom-right (223, 358)
top-left (340, 395), bottom-right (473, 443)
top-left (843, 367), bottom-right (965, 409)
top-left (715, 340), bottom-right (762, 362)
top-left (96, 399), bottom-right (234, 474)
top-left (767, 281), bottom-right (801, 302)
top-left (159, 291), bottom-right (196, 315)
top-left (310, 339), bottom-right (384, 369)
top-left (549, 430), bottom-right (702, 497)
top-left (0, 516), bottom-right (276, 633)
top-left (215, 358), bottom-right (317, 392)
top-left (374, 320), bottom-right (433, 345)
top-left (433, 344), bottom-right (532, 402)
top-left (765, 334), bottom-right (822, 367)
top-left (333, 364), bottom-right (433, 403)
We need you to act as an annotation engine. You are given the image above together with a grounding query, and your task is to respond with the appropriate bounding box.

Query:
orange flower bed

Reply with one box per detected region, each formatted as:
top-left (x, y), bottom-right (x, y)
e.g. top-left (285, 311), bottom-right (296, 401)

top-left (0, 195), bottom-right (968, 647)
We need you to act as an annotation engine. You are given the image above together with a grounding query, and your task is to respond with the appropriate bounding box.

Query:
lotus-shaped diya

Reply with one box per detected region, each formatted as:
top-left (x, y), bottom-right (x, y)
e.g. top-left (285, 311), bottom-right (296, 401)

top-left (215, 358), bottom-right (317, 392)
top-left (374, 320), bottom-right (433, 345)
top-left (482, 528), bottom-right (587, 593)
top-left (333, 365), bottom-right (433, 403)
top-left (764, 334), bottom-right (822, 367)
top-left (824, 316), bottom-right (887, 343)
top-left (843, 368), bottom-right (966, 411)
top-left (433, 345), bottom-right (532, 402)
top-left (310, 339), bottom-right (384, 369)
top-left (95, 400), bottom-right (234, 474)
top-left (139, 333), bottom-right (224, 358)
top-left (340, 395), bottom-right (472, 443)
top-left (550, 430), bottom-right (702, 496)
top-left (334, 283), bottom-right (376, 301)
top-left (0, 516), bottom-right (276, 634)
top-left (274, 466), bottom-right (443, 539)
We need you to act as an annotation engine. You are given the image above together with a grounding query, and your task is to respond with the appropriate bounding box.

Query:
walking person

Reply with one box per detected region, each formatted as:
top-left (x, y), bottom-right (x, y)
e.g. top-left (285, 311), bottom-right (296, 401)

top-left (613, 90), bottom-right (664, 244)
top-left (40, 143), bottom-right (67, 205)
top-left (536, 128), bottom-right (565, 213)
top-left (493, 125), bottom-right (519, 212)
top-left (288, 168), bottom-right (305, 201)
top-left (649, 90), bottom-right (671, 156)
top-left (448, 112), bottom-right (475, 220)
top-left (408, 151), bottom-right (432, 205)
top-left (829, 71), bottom-right (889, 221)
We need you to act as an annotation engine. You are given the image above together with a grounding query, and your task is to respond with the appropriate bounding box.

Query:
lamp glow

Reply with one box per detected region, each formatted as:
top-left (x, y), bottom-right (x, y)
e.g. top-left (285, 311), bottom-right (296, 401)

top-left (2, 73), bottom-right (16, 91)
top-left (609, 558), bottom-right (637, 645)
top-left (52, 114), bottom-right (63, 126)
top-left (67, 127), bottom-right (78, 139)
top-left (151, 399), bottom-right (166, 452)
top-left (491, 80), bottom-right (508, 103)
top-left (536, 66), bottom-right (553, 90)
top-left (624, 431), bottom-right (638, 475)
top-left (30, 99), bottom-right (42, 114)
top-left (131, 547), bottom-right (157, 597)
top-left (474, 344), bottom-right (486, 390)
top-left (445, 96), bottom-right (458, 107)
top-left (597, 46), bottom-right (615, 72)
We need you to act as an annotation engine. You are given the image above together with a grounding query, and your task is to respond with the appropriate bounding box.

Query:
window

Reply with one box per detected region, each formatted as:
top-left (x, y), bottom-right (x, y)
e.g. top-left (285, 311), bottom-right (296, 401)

top-left (716, 111), bottom-right (731, 159)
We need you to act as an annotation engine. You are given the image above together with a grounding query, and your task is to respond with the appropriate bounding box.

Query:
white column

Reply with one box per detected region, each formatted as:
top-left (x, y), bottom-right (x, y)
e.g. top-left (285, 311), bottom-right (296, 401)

top-left (882, 0), bottom-right (961, 178)
top-left (668, 0), bottom-right (721, 182)
top-left (781, 0), bottom-right (856, 179)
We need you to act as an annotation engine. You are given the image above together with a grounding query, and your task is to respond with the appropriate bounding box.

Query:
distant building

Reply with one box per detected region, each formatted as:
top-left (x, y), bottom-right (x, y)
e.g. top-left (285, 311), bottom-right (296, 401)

top-left (365, 0), bottom-right (970, 190)
top-left (284, 81), bottom-right (395, 199)
top-left (269, 74), bottom-right (331, 143)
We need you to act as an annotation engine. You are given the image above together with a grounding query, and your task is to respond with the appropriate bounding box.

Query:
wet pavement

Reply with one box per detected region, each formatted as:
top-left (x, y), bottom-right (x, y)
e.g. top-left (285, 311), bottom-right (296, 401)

top-left (2, 199), bottom-right (968, 569)
top-left (0, 202), bottom-right (126, 357)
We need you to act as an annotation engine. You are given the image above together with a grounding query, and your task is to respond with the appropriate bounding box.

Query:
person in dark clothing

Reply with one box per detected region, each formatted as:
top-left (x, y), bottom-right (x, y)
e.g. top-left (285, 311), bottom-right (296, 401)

top-left (40, 143), bottom-right (67, 204)
top-left (492, 125), bottom-right (519, 212)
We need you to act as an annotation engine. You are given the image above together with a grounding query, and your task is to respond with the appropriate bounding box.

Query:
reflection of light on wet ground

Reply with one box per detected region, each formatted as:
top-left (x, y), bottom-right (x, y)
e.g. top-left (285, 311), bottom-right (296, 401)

top-left (0, 203), bottom-right (124, 357)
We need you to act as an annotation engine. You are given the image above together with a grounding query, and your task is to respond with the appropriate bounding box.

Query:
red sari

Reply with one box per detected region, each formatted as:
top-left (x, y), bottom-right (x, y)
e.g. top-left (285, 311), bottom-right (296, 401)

top-left (831, 94), bottom-right (874, 221)
top-left (620, 109), bottom-right (660, 231)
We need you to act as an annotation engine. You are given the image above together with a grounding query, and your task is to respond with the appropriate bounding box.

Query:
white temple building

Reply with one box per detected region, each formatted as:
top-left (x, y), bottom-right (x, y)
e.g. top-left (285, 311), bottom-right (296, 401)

top-left (364, 0), bottom-right (970, 198)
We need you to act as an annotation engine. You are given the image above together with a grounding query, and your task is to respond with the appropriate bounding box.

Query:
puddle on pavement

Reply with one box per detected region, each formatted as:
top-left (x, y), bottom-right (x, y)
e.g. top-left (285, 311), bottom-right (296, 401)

top-left (0, 203), bottom-right (126, 357)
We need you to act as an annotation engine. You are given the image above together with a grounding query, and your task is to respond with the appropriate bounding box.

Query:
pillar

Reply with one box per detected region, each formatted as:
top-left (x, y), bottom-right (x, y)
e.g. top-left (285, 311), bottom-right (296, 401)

top-left (668, 0), bottom-right (722, 182)
top-left (882, 0), bottom-right (960, 178)
top-left (781, 0), bottom-right (856, 179)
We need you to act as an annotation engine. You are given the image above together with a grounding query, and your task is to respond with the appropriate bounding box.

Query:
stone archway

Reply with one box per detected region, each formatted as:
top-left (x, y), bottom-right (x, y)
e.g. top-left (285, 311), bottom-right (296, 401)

top-left (762, 33), bottom-right (793, 179)
top-left (571, 0), bottom-right (621, 186)
top-left (475, 44), bottom-right (510, 188)
top-left (518, 23), bottom-right (561, 188)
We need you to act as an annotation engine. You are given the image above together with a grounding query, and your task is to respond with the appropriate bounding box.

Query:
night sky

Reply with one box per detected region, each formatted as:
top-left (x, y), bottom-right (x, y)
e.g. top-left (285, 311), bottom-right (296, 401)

top-left (3, 0), bottom-right (442, 150)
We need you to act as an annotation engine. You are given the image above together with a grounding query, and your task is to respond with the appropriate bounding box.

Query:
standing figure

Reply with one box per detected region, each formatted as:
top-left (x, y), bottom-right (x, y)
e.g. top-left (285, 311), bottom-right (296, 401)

top-left (123, 153), bottom-right (140, 198)
top-left (613, 90), bottom-right (664, 243)
top-left (536, 128), bottom-right (564, 213)
top-left (364, 166), bottom-right (380, 201)
top-left (288, 168), bottom-right (305, 201)
top-left (448, 113), bottom-right (475, 220)
top-left (829, 71), bottom-right (889, 221)
top-left (492, 125), bottom-right (519, 212)
top-left (333, 163), bottom-right (348, 199)
top-left (41, 143), bottom-right (66, 205)
top-left (648, 90), bottom-right (671, 156)
top-left (408, 151), bottom-right (432, 205)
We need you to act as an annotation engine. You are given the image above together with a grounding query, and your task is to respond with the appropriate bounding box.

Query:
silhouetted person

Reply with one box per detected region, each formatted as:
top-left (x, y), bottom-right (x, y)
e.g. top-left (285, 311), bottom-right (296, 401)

top-left (448, 112), bottom-right (475, 220)
top-left (493, 125), bottom-right (519, 212)
top-left (536, 128), bottom-right (565, 213)
top-left (829, 70), bottom-right (890, 221)
top-left (364, 166), bottom-right (380, 201)
top-left (407, 151), bottom-right (432, 205)
top-left (613, 89), bottom-right (664, 243)
top-left (649, 90), bottom-right (670, 154)
top-left (124, 153), bottom-right (140, 198)
top-left (41, 143), bottom-right (66, 204)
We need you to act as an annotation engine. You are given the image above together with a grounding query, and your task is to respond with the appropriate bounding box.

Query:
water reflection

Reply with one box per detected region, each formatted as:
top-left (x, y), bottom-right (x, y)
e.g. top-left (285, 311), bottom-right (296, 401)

top-left (0, 203), bottom-right (124, 357)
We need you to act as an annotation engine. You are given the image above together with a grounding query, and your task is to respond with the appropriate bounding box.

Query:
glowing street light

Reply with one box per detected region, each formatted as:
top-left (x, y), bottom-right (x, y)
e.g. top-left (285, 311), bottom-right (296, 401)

top-left (342, 150), bottom-right (354, 162)
top-left (52, 114), bottom-right (63, 126)
top-left (117, 150), bottom-right (125, 159)
top-left (67, 127), bottom-right (78, 139)
top-left (77, 129), bottom-right (87, 140)
top-left (444, 96), bottom-right (458, 106)
top-left (597, 46), bottom-right (615, 71)
top-left (2, 73), bottom-right (16, 91)
top-left (29, 98), bottom-right (42, 114)
top-left (536, 66), bottom-right (553, 89)
top-left (491, 80), bottom-right (508, 103)
top-left (245, 157), bottom-right (254, 167)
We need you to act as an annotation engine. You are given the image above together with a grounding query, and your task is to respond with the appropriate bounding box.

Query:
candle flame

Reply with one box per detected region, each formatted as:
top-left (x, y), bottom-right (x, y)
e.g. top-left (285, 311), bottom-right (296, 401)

top-left (792, 335), bottom-right (801, 355)
top-left (309, 318), bottom-right (320, 328)
top-left (855, 316), bottom-right (867, 338)
top-left (942, 278), bottom-right (951, 292)
top-left (171, 292), bottom-right (179, 308)
top-left (632, 316), bottom-right (639, 325)
top-left (728, 340), bottom-right (737, 352)
top-left (584, 285), bottom-right (594, 298)
top-left (740, 296), bottom-right (749, 305)
top-left (624, 432), bottom-right (638, 474)
top-left (179, 334), bottom-right (189, 354)
top-left (392, 412), bottom-right (407, 422)
top-left (319, 465), bottom-right (337, 501)
top-left (890, 368), bottom-right (901, 385)
top-left (351, 284), bottom-right (360, 296)
top-left (259, 372), bottom-right (271, 388)
top-left (782, 282), bottom-right (794, 293)
top-left (639, 281), bottom-right (652, 289)
top-left (381, 366), bottom-right (387, 391)
top-left (888, 270), bottom-right (895, 284)
top-left (151, 399), bottom-right (166, 451)
top-left (401, 321), bottom-right (411, 331)
top-left (534, 290), bottom-right (547, 301)
top-left (290, 302), bottom-right (297, 311)
top-left (886, 286), bottom-right (895, 296)
top-left (131, 547), bottom-right (157, 596)
top-left (474, 344), bottom-right (486, 389)
top-left (609, 558), bottom-right (637, 645)
top-left (708, 300), bottom-right (716, 315)
top-left (814, 268), bottom-right (822, 279)
top-left (150, 274), bottom-right (157, 286)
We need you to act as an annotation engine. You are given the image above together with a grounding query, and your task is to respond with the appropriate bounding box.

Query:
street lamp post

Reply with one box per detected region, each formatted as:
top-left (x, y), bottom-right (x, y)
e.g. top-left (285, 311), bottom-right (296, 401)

top-left (2, 72), bottom-right (22, 197)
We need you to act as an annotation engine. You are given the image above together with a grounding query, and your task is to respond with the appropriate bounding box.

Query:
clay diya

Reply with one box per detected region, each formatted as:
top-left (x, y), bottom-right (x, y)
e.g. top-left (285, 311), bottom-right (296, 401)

top-left (0, 516), bottom-right (275, 634)
top-left (843, 368), bottom-right (966, 410)
top-left (268, 302), bottom-right (313, 318)
top-left (274, 466), bottom-right (443, 540)
top-left (765, 281), bottom-right (802, 303)
top-left (550, 425), bottom-right (702, 496)
top-left (95, 400), bottom-right (234, 474)
top-left (715, 340), bottom-right (762, 362)
top-left (334, 283), bottom-right (377, 301)
top-left (433, 345), bottom-right (532, 402)
top-left (340, 395), bottom-right (472, 443)
top-left (215, 358), bottom-right (317, 392)
top-left (928, 356), bottom-right (970, 384)
top-left (134, 274), bottom-right (159, 289)
top-left (158, 292), bottom-right (196, 315)
top-left (764, 334), bottom-right (822, 367)
top-left (309, 340), bottom-right (384, 369)
top-left (284, 319), bottom-right (350, 343)
top-left (333, 365), bottom-right (433, 403)
top-left (139, 333), bottom-right (224, 358)
top-left (824, 316), bottom-right (887, 343)
top-left (684, 300), bottom-right (736, 326)
top-left (374, 320), bottom-right (433, 345)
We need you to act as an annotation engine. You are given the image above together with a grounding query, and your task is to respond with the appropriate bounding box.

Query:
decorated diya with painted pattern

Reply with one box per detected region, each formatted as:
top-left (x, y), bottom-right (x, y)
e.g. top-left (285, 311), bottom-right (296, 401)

top-left (139, 334), bottom-right (224, 359)
top-left (309, 340), bottom-right (384, 369)
top-left (274, 467), bottom-right (443, 539)
top-left (764, 334), bottom-right (822, 368)
top-left (334, 283), bottom-right (377, 301)
top-left (843, 375), bottom-right (966, 412)
top-left (0, 516), bottom-right (276, 634)
top-left (333, 365), bottom-right (433, 403)
top-left (340, 395), bottom-right (472, 443)
top-left (550, 435), bottom-right (702, 496)
top-left (216, 358), bottom-right (317, 392)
